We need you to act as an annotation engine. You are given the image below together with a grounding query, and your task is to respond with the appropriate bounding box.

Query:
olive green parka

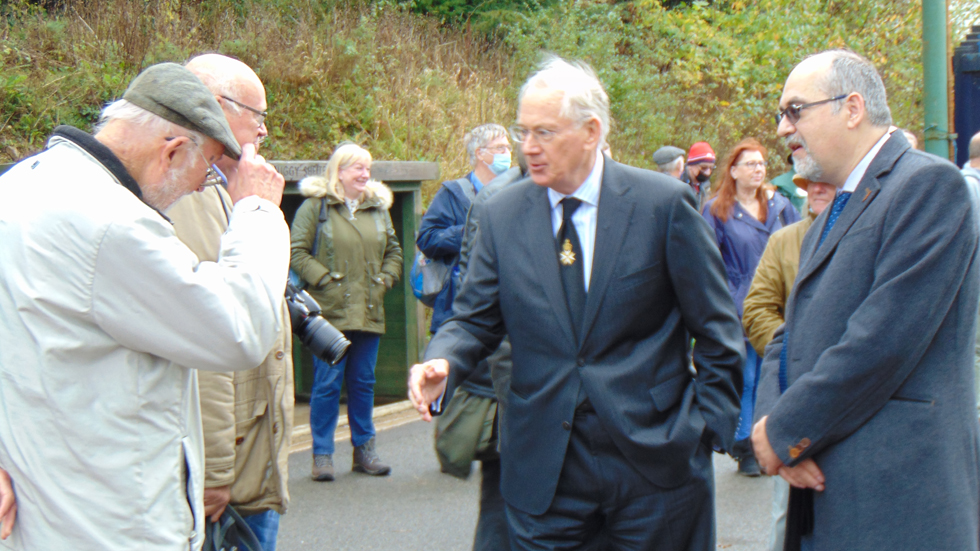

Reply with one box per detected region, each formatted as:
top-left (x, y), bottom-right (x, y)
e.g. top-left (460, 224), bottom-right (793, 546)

top-left (289, 176), bottom-right (402, 334)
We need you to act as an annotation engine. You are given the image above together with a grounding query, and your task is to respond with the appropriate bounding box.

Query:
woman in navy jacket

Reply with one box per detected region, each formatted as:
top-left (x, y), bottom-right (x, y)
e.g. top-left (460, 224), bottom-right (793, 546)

top-left (702, 138), bottom-right (799, 475)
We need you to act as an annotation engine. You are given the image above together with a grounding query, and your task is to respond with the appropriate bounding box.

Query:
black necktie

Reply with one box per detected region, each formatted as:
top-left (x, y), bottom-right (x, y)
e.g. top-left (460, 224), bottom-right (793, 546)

top-left (557, 197), bottom-right (586, 341)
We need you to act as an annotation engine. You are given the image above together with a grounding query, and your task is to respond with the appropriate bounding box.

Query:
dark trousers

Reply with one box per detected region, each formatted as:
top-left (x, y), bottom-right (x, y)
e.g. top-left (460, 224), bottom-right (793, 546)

top-left (474, 458), bottom-right (511, 551)
top-left (506, 410), bottom-right (716, 551)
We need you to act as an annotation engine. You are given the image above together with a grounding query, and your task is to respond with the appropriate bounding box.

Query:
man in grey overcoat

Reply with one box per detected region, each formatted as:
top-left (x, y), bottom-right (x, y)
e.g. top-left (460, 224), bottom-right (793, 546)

top-left (753, 49), bottom-right (980, 550)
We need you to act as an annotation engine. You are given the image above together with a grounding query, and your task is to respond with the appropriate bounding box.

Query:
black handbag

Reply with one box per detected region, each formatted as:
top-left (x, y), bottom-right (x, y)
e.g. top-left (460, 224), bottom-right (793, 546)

top-left (202, 505), bottom-right (264, 551)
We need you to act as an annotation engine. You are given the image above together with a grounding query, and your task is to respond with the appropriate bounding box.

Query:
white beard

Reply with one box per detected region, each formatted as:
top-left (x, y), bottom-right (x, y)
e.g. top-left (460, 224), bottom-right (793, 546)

top-left (146, 163), bottom-right (193, 212)
top-left (786, 135), bottom-right (825, 182)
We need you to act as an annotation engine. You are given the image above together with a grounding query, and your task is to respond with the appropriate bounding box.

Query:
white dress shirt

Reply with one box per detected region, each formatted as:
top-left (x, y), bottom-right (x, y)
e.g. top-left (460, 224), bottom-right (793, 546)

top-left (842, 130), bottom-right (892, 193)
top-left (547, 150), bottom-right (604, 291)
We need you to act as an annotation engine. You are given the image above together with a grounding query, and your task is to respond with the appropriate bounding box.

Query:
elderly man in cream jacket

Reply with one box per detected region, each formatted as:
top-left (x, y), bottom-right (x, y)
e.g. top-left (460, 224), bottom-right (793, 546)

top-left (0, 63), bottom-right (286, 550)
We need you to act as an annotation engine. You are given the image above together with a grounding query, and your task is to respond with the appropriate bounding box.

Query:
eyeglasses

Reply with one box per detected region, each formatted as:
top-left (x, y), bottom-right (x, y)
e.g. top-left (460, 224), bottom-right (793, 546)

top-left (166, 136), bottom-right (224, 187)
top-left (774, 94), bottom-right (847, 126)
top-left (481, 144), bottom-right (512, 154)
top-left (220, 95), bottom-right (268, 127)
top-left (736, 161), bottom-right (767, 170)
top-left (509, 124), bottom-right (576, 144)
top-left (691, 163), bottom-right (715, 171)
top-left (198, 149), bottom-right (224, 187)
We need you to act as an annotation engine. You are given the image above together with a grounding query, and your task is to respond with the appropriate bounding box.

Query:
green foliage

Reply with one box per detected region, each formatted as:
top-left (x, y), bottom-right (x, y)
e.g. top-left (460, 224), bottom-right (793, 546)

top-left (0, 0), bottom-right (929, 198)
top-left (502, 0), bottom-right (923, 170)
top-left (409, 0), bottom-right (556, 34)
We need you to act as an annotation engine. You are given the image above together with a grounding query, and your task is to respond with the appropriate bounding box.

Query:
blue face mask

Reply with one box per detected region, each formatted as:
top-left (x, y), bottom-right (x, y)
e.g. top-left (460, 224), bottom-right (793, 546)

top-left (488, 153), bottom-right (511, 175)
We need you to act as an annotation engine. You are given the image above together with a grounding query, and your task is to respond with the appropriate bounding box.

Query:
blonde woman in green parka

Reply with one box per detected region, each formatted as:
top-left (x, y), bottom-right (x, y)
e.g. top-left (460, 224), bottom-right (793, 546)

top-left (289, 143), bottom-right (403, 482)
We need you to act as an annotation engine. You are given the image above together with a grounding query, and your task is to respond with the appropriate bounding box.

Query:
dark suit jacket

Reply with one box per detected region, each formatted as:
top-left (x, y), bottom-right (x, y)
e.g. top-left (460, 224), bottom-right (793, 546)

top-left (757, 133), bottom-right (980, 549)
top-left (425, 159), bottom-right (745, 515)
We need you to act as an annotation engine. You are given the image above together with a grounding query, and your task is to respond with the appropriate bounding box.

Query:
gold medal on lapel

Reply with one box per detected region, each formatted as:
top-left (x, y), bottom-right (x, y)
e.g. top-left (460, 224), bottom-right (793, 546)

top-left (559, 239), bottom-right (576, 266)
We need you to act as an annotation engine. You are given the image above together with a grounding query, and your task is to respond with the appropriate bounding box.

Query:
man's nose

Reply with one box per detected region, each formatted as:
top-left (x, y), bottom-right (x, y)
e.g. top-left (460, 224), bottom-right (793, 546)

top-left (777, 116), bottom-right (795, 138)
top-left (522, 138), bottom-right (541, 156)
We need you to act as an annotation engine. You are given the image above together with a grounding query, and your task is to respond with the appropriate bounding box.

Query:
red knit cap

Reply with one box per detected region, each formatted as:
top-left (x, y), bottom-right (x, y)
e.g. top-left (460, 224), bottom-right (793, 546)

top-left (687, 142), bottom-right (716, 164)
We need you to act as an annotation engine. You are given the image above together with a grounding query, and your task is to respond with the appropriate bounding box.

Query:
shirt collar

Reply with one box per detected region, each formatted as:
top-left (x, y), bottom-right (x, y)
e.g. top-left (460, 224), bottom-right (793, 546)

top-left (548, 149), bottom-right (604, 209)
top-left (468, 171), bottom-right (484, 194)
top-left (841, 130), bottom-right (892, 193)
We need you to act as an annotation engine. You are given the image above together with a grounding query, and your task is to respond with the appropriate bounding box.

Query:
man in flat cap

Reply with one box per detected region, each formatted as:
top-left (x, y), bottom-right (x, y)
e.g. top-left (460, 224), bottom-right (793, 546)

top-left (652, 145), bottom-right (686, 180)
top-left (0, 62), bottom-right (286, 550)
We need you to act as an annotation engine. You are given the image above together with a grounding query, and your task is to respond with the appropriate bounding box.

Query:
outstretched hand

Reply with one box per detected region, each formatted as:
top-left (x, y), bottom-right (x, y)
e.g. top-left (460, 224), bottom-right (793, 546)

top-left (0, 468), bottom-right (16, 539)
top-left (227, 143), bottom-right (285, 206)
top-left (407, 359), bottom-right (450, 422)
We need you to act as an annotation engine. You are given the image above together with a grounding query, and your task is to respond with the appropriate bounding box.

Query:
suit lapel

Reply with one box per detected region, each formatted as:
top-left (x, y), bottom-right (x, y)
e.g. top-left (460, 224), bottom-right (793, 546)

top-left (796, 133), bottom-right (907, 284)
top-left (522, 185), bottom-right (578, 346)
top-left (580, 162), bottom-right (634, 345)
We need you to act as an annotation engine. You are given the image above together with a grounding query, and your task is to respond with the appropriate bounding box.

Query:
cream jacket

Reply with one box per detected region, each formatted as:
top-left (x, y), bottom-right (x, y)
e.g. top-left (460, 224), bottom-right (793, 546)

top-left (0, 132), bottom-right (288, 550)
top-left (168, 186), bottom-right (293, 516)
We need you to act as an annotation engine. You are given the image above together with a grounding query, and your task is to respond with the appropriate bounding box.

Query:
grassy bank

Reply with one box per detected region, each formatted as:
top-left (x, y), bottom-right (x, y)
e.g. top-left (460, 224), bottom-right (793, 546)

top-left (1, 0), bottom-right (933, 200)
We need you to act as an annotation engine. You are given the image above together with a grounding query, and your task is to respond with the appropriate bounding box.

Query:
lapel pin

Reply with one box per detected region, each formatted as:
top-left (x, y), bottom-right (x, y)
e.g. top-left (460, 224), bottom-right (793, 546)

top-left (863, 188), bottom-right (871, 202)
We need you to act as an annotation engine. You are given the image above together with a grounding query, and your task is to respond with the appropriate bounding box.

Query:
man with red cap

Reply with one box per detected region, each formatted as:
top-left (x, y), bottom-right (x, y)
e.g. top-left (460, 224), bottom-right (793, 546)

top-left (682, 141), bottom-right (716, 207)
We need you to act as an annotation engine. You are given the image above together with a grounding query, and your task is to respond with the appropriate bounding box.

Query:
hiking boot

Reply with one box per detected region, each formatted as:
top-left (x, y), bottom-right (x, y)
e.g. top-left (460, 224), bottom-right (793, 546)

top-left (312, 454), bottom-right (335, 481)
top-left (352, 438), bottom-right (391, 476)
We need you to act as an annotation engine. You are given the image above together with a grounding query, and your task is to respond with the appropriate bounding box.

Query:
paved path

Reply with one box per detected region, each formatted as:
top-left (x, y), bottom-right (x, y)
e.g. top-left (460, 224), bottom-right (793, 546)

top-left (278, 416), bottom-right (774, 550)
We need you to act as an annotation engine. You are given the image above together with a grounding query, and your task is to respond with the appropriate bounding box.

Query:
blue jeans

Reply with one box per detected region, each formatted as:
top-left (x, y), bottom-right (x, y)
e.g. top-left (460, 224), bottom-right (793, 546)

top-left (310, 330), bottom-right (380, 455)
top-left (735, 344), bottom-right (762, 442)
top-left (241, 509), bottom-right (280, 551)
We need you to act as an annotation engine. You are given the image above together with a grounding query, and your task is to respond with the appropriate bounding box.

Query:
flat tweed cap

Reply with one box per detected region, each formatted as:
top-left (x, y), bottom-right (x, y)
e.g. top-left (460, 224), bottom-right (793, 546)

top-left (652, 145), bottom-right (685, 166)
top-left (123, 62), bottom-right (242, 159)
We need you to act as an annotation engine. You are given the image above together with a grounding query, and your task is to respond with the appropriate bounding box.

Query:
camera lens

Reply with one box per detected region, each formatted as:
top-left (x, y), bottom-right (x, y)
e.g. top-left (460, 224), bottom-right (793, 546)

top-left (300, 316), bottom-right (351, 365)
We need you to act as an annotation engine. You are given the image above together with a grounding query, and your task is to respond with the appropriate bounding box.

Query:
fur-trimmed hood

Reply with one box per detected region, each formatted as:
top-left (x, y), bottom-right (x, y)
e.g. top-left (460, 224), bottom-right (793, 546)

top-left (298, 176), bottom-right (394, 210)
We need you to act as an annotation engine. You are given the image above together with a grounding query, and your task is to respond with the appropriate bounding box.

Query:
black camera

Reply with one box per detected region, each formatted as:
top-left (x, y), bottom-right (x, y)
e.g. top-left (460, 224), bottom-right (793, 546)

top-left (285, 283), bottom-right (350, 365)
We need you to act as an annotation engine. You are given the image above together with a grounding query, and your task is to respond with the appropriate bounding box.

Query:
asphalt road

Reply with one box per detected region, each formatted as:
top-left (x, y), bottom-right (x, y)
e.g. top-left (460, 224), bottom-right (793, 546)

top-left (278, 417), bottom-right (774, 550)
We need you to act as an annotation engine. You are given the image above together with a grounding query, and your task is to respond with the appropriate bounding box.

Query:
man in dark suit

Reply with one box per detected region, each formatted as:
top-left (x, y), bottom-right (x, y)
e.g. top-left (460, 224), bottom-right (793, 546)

top-left (753, 49), bottom-right (980, 551)
top-left (409, 56), bottom-right (744, 550)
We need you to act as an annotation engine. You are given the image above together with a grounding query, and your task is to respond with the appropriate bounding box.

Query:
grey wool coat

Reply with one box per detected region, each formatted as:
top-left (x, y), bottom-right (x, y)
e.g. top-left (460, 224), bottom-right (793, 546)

top-left (756, 132), bottom-right (980, 550)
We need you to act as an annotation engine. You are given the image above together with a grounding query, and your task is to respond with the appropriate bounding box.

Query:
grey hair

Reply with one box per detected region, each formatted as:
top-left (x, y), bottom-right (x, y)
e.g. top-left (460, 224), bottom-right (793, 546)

top-left (519, 55), bottom-right (610, 146)
top-left (464, 124), bottom-right (508, 166)
top-left (969, 132), bottom-right (980, 160)
top-left (659, 156), bottom-right (684, 175)
top-left (814, 50), bottom-right (892, 127)
top-left (94, 99), bottom-right (205, 149)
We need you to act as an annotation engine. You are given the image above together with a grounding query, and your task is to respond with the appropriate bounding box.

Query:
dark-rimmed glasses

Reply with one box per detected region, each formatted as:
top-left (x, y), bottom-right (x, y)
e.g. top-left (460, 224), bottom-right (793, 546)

top-left (774, 94), bottom-right (847, 126)
top-left (220, 95), bottom-right (268, 127)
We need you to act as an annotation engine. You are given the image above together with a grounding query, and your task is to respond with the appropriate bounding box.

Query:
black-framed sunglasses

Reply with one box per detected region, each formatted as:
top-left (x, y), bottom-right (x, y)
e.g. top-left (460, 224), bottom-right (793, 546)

top-left (220, 95), bottom-right (268, 127)
top-left (774, 94), bottom-right (847, 126)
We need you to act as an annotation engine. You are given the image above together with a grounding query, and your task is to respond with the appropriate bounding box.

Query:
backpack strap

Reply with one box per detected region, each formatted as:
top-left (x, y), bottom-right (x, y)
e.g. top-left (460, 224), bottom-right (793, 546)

top-left (442, 177), bottom-right (477, 207)
top-left (312, 198), bottom-right (330, 257)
